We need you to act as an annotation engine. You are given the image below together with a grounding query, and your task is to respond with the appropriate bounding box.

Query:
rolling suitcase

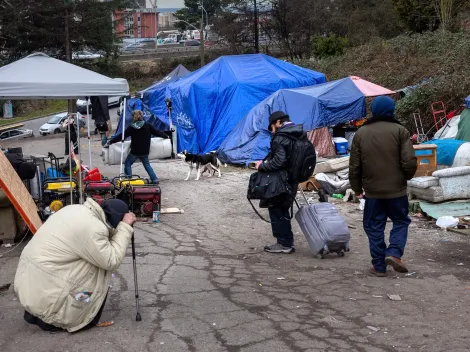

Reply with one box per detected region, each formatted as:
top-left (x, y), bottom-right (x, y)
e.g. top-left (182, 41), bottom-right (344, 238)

top-left (295, 188), bottom-right (350, 258)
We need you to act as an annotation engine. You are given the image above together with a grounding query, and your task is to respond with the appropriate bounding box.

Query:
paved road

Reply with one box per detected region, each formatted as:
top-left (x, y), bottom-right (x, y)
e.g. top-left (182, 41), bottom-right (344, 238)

top-left (21, 107), bottom-right (119, 139)
top-left (1, 137), bottom-right (470, 351)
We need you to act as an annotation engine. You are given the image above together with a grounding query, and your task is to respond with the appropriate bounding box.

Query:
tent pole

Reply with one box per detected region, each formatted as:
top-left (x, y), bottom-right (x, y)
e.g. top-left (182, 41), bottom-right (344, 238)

top-left (68, 116), bottom-right (73, 205)
top-left (86, 98), bottom-right (92, 169)
top-left (168, 107), bottom-right (176, 158)
top-left (77, 113), bottom-right (83, 204)
top-left (119, 98), bottom-right (127, 177)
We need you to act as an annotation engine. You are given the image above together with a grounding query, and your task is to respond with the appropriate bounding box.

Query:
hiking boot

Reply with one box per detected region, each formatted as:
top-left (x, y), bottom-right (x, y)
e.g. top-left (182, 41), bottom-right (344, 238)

top-left (385, 256), bottom-right (409, 273)
top-left (264, 243), bottom-right (295, 254)
top-left (370, 267), bottom-right (387, 277)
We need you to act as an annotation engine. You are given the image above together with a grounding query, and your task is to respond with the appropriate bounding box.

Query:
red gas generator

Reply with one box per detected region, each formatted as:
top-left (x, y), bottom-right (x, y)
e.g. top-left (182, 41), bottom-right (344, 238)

top-left (114, 176), bottom-right (161, 217)
top-left (84, 181), bottom-right (115, 205)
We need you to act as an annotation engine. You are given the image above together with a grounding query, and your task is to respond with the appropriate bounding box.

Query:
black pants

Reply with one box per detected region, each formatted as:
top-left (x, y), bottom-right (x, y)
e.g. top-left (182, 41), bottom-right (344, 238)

top-left (24, 294), bottom-right (107, 332)
top-left (268, 206), bottom-right (294, 247)
top-left (64, 129), bottom-right (78, 155)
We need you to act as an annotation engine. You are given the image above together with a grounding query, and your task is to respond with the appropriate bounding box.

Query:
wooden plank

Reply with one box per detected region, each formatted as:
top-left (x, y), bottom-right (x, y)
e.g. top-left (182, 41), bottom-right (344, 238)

top-left (413, 144), bottom-right (437, 150)
top-left (449, 227), bottom-right (470, 236)
top-left (0, 151), bottom-right (42, 234)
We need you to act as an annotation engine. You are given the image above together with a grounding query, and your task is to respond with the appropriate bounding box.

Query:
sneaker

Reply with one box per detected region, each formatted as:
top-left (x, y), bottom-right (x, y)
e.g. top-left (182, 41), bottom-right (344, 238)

top-left (264, 243), bottom-right (295, 254)
top-left (150, 179), bottom-right (160, 185)
top-left (385, 256), bottom-right (409, 273)
top-left (370, 267), bottom-right (387, 277)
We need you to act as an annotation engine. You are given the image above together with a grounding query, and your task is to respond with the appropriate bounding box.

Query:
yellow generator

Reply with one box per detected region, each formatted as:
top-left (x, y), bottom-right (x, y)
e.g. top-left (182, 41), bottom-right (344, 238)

top-left (42, 178), bottom-right (79, 212)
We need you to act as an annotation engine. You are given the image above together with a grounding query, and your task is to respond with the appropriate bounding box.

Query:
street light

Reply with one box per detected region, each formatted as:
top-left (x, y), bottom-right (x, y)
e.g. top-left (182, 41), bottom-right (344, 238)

top-left (199, 0), bottom-right (205, 66)
top-left (199, 2), bottom-right (209, 39)
top-left (175, 19), bottom-right (199, 31)
top-left (152, 0), bottom-right (158, 49)
top-left (175, 19), bottom-right (204, 67)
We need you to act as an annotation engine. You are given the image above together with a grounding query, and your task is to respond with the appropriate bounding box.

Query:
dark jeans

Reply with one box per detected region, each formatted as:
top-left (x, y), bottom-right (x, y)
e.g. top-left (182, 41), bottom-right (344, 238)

top-left (64, 131), bottom-right (78, 155)
top-left (363, 196), bottom-right (411, 273)
top-left (268, 206), bottom-right (294, 247)
top-left (24, 294), bottom-right (107, 332)
top-left (125, 153), bottom-right (158, 182)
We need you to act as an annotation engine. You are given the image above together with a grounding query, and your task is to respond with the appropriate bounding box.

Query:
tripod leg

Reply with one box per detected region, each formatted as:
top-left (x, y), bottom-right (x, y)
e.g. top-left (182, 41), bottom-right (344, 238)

top-left (131, 235), bottom-right (142, 321)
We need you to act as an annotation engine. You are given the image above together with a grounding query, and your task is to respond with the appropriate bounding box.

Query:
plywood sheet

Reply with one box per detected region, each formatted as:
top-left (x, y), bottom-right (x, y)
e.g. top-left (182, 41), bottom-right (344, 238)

top-left (0, 151), bottom-right (42, 234)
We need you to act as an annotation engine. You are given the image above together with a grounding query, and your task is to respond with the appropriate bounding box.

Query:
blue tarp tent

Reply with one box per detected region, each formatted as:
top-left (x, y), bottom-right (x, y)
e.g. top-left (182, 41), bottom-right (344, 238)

top-left (219, 77), bottom-right (372, 165)
top-left (146, 54), bottom-right (325, 153)
top-left (114, 65), bottom-right (191, 137)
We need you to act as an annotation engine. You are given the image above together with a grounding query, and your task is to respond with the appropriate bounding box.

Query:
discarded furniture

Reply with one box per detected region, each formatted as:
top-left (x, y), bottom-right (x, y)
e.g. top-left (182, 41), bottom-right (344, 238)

top-left (408, 166), bottom-right (470, 203)
top-left (413, 144), bottom-right (437, 177)
top-left (314, 156), bottom-right (349, 174)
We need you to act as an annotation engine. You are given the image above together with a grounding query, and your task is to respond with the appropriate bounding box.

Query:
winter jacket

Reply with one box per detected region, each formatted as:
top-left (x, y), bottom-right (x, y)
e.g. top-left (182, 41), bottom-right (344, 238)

top-left (109, 122), bottom-right (168, 156)
top-left (14, 198), bottom-right (133, 332)
top-left (258, 123), bottom-right (305, 207)
top-left (349, 117), bottom-right (417, 199)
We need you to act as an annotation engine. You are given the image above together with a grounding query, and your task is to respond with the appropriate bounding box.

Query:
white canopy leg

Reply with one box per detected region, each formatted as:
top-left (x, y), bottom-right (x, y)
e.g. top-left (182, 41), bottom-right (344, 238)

top-left (68, 118), bottom-right (73, 205)
top-left (76, 113), bottom-right (83, 204)
top-left (86, 97), bottom-right (92, 169)
top-left (119, 98), bottom-right (127, 177)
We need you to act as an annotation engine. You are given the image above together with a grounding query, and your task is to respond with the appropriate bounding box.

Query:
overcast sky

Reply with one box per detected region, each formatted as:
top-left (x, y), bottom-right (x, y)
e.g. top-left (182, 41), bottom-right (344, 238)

top-left (158, 0), bottom-right (184, 7)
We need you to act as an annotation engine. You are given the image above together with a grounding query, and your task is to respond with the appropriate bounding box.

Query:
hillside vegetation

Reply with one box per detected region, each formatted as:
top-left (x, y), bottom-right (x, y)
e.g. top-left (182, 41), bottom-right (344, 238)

top-left (303, 31), bottom-right (470, 132)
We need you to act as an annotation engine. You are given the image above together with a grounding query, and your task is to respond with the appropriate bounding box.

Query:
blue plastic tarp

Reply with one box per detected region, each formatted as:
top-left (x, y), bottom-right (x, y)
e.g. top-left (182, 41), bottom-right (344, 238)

top-left (114, 65), bottom-right (191, 137)
top-left (143, 54), bottom-right (325, 153)
top-left (218, 77), bottom-right (367, 165)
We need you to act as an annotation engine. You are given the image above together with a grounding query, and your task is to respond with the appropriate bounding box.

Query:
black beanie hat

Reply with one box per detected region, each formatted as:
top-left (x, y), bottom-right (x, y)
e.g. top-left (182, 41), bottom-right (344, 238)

top-left (101, 199), bottom-right (129, 228)
top-left (268, 111), bottom-right (289, 130)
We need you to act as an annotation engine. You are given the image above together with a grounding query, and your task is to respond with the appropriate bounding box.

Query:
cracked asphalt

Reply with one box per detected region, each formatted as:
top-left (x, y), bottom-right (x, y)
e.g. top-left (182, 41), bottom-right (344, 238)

top-left (1, 134), bottom-right (470, 352)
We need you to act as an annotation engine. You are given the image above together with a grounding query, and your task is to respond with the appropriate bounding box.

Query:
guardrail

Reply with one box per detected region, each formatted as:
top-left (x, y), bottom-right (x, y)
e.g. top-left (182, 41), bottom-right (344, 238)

top-left (118, 47), bottom-right (202, 61)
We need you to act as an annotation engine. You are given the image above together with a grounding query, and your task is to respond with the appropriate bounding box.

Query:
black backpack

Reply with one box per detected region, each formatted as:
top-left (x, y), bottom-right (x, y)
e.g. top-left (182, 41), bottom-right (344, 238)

top-left (277, 132), bottom-right (316, 184)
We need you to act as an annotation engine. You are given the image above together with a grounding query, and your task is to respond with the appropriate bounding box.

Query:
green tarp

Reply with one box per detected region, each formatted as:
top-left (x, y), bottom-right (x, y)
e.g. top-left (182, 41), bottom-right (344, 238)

top-left (456, 108), bottom-right (470, 142)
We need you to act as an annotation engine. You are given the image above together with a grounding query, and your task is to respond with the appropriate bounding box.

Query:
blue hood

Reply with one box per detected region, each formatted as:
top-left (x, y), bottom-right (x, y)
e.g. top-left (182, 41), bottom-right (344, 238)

top-left (371, 96), bottom-right (395, 118)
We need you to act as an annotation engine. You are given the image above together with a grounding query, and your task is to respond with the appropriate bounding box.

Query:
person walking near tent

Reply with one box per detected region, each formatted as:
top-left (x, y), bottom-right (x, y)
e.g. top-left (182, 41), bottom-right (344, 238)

top-left (349, 96), bottom-right (417, 277)
top-left (14, 198), bottom-right (136, 332)
top-left (107, 110), bottom-right (169, 184)
top-left (256, 111), bottom-right (308, 254)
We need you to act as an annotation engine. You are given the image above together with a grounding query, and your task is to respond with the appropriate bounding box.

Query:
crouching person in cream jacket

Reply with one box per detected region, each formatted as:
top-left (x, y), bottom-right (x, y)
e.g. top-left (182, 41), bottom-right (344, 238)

top-left (14, 198), bottom-right (136, 332)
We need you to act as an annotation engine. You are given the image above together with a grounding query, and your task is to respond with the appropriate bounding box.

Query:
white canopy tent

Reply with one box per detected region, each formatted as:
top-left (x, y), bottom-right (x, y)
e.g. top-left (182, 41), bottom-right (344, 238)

top-left (0, 52), bottom-right (130, 204)
top-left (0, 52), bottom-right (129, 99)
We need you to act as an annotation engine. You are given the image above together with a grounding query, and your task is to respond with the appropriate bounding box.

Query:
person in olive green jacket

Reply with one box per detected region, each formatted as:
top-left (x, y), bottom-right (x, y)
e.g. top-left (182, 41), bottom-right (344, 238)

top-left (349, 96), bottom-right (417, 277)
top-left (14, 198), bottom-right (136, 332)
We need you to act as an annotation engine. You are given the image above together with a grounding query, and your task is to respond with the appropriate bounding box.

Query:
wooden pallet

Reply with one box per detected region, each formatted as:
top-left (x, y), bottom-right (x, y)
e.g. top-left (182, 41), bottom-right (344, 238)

top-left (449, 227), bottom-right (470, 236)
top-left (0, 151), bottom-right (42, 234)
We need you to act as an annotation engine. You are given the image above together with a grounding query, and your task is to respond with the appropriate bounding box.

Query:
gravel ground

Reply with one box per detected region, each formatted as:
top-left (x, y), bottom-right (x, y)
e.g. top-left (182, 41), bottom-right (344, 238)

top-left (0, 135), bottom-right (470, 352)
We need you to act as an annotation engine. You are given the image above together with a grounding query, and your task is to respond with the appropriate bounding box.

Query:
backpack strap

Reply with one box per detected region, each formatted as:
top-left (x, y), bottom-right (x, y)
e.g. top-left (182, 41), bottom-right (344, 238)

top-left (248, 198), bottom-right (271, 223)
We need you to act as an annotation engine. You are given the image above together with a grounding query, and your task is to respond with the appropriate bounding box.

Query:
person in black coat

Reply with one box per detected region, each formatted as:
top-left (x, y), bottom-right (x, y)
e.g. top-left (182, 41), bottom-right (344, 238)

top-left (107, 110), bottom-right (169, 184)
top-left (256, 111), bottom-right (306, 254)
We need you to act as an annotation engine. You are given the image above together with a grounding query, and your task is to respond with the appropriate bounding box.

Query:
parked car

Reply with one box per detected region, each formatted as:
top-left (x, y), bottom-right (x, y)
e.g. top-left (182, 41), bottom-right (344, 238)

top-left (0, 128), bottom-right (34, 141)
top-left (39, 113), bottom-right (68, 135)
top-left (163, 38), bottom-right (176, 44)
top-left (73, 51), bottom-right (103, 60)
top-left (76, 96), bottom-right (121, 114)
top-left (122, 43), bottom-right (145, 52)
top-left (184, 40), bottom-right (201, 47)
top-left (39, 112), bottom-right (85, 135)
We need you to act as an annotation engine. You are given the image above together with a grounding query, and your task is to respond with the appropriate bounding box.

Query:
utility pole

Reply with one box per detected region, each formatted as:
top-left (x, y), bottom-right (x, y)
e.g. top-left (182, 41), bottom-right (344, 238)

top-left (200, 0), bottom-right (205, 67)
top-left (64, 1), bottom-right (76, 113)
top-left (154, 0), bottom-right (158, 49)
top-left (254, 0), bottom-right (259, 53)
